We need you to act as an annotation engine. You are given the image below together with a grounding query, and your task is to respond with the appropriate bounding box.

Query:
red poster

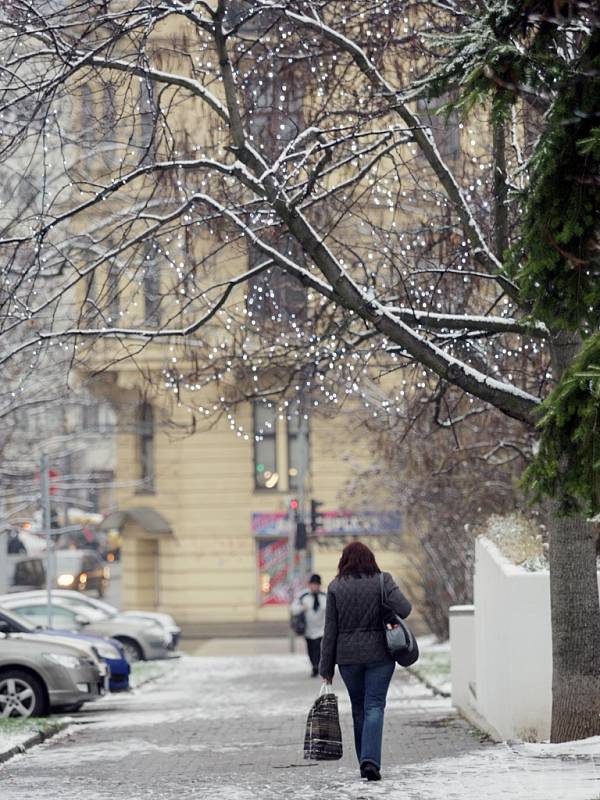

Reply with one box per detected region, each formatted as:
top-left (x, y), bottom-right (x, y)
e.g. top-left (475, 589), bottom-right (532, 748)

top-left (257, 538), bottom-right (300, 606)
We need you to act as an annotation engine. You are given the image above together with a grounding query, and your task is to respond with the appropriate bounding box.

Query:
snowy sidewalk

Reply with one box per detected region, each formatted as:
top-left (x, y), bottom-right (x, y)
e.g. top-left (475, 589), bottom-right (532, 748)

top-left (0, 653), bottom-right (598, 799)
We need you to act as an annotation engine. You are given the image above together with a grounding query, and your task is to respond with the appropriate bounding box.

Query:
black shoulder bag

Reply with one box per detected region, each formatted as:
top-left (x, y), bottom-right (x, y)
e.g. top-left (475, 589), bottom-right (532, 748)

top-left (379, 573), bottom-right (419, 667)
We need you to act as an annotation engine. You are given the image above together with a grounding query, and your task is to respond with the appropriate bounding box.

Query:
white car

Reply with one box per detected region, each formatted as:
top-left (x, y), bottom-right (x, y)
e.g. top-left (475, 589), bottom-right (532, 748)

top-left (12, 590), bottom-right (181, 650)
top-left (0, 594), bottom-right (172, 663)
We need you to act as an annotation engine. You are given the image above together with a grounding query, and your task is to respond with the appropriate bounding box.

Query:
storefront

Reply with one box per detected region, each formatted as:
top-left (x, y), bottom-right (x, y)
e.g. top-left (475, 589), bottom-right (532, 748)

top-left (253, 509), bottom-right (403, 608)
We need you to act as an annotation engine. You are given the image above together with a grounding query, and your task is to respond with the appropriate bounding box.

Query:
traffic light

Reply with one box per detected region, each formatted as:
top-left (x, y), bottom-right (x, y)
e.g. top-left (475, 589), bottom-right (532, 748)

top-left (310, 499), bottom-right (324, 534)
top-left (289, 497), bottom-right (299, 520)
top-left (295, 521), bottom-right (307, 550)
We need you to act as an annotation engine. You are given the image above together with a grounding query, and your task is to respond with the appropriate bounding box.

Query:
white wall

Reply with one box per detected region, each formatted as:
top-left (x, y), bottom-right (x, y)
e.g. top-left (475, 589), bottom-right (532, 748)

top-left (475, 538), bottom-right (553, 740)
top-left (449, 605), bottom-right (476, 719)
top-left (470, 537), bottom-right (600, 742)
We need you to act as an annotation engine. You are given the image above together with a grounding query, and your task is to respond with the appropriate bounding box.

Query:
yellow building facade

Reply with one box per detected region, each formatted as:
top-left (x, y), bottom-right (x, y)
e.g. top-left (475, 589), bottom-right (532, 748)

top-left (108, 390), bottom-right (412, 631)
top-left (73, 10), bottom-right (451, 633)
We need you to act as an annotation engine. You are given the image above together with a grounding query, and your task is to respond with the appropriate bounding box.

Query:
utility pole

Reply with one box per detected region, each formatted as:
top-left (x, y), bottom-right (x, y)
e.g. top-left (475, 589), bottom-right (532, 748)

top-left (0, 495), bottom-right (7, 595)
top-left (41, 453), bottom-right (53, 627)
top-left (288, 403), bottom-right (310, 654)
top-left (287, 504), bottom-right (296, 654)
top-left (296, 410), bottom-right (309, 581)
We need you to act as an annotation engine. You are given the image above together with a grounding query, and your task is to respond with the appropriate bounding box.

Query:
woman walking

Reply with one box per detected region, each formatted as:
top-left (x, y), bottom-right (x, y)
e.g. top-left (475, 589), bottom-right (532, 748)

top-left (318, 541), bottom-right (412, 782)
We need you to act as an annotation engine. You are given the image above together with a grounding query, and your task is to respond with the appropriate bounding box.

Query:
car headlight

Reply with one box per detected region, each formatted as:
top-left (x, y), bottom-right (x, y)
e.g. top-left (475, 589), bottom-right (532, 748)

top-left (93, 643), bottom-right (120, 660)
top-left (44, 653), bottom-right (86, 669)
top-left (57, 573), bottom-right (76, 587)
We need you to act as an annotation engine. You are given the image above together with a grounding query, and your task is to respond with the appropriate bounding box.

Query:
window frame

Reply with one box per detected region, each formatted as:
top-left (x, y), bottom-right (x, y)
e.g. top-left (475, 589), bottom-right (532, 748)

top-left (286, 409), bottom-right (309, 492)
top-left (138, 400), bottom-right (155, 493)
top-left (252, 402), bottom-right (279, 491)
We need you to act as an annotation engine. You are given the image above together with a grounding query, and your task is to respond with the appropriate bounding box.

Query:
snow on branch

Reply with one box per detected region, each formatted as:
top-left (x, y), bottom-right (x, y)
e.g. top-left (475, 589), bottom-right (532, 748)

top-left (386, 308), bottom-right (549, 338)
top-left (259, 2), bottom-right (517, 301)
top-left (0, 259), bottom-right (275, 365)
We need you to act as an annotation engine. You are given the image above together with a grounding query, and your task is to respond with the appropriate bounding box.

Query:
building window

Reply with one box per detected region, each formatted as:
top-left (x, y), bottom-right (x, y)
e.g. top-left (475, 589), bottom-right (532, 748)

top-left (246, 244), bottom-right (306, 324)
top-left (416, 94), bottom-right (460, 162)
top-left (253, 402), bottom-right (278, 490)
top-left (80, 83), bottom-right (95, 150)
top-left (82, 402), bottom-right (99, 432)
top-left (139, 401), bottom-right (155, 492)
top-left (253, 401), bottom-right (308, 491)
top-left (286, 407), bottom-right (308, 491)
top-left (143, 246), bottom-right (161, 326)
top-left (102, 82), bottom-right (119, 169)
top-left (137, 80), bottom-right (157, 159)
top-left (243, 60), bottom-right (306, 323)
top-left (107, 260), bottom-right (120, 322)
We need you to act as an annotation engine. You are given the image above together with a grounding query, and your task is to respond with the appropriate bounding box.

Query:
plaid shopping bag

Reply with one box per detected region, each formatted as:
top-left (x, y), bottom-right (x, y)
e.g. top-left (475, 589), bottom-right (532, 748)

top-left (304, 685), bottom-right (343, 761)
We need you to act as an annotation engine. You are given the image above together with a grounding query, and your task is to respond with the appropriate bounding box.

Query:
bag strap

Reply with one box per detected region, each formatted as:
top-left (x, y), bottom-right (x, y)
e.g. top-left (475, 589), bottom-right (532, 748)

top-left (379, 572), bottom-right (385, 607)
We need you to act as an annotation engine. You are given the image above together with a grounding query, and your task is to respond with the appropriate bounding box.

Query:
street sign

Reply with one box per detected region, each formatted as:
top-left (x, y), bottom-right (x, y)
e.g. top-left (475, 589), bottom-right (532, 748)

top-left (252, 510), bottom-right (402, 538)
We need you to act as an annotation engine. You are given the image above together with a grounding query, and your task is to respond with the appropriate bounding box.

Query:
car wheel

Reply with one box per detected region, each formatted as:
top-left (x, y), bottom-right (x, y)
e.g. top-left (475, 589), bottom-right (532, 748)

top-left (0, 670), bottom-right (48, 718)
top-left (116, 637), bottom-right (143, 663)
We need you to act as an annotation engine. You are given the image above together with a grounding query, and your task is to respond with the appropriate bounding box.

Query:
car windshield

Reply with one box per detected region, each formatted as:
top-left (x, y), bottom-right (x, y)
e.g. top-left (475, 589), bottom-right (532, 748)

top-left (6, 602), bottom-right (80, 629)
top-left (0, 607), bottom-right (37, 631)
top-left (56, 593), bottom-right (112, 619)
top-left (85, 597), bottom-right (118, 616)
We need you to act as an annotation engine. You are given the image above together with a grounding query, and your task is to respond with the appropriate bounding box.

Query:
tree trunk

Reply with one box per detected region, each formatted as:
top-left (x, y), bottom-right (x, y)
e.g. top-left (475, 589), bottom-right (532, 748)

top-left (548, 509), bottom-right (600, 741)
top-left (548, 334), bottom-right (600, 741)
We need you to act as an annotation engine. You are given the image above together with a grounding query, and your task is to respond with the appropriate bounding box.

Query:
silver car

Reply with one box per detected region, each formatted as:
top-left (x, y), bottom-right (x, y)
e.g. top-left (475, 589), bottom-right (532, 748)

top-left (0, 633), bottom-right (102, 717)
top-left (0, 594), bottom-right (171, 663)
top-left (7, 589), bottom-right (182, 650)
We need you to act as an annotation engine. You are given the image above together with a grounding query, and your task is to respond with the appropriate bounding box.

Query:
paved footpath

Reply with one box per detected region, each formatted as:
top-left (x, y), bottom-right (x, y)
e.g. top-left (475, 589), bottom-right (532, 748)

top-left (1, 653), bottom-right (599, 800)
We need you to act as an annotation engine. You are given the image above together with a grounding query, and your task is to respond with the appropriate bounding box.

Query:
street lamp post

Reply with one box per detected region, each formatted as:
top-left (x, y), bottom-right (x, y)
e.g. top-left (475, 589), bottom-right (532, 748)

top-left (40, 453), bottom-right (54, 627)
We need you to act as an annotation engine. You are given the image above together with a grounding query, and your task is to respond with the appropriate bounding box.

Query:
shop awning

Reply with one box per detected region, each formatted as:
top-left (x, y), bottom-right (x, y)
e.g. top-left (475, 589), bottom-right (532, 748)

top-left (100, 507), bottom-right (173, 537)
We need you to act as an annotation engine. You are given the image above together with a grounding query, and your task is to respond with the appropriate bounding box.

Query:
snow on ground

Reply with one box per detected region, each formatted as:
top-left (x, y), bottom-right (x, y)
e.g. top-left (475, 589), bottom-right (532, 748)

top-left (0, 654), bottom-right (598, 800)
top-left (204, 734), bottom-right (600, 800)
top-left (411, 636), bottom-right (452, 695)
top-left (0, 718), bottom-right (60, 758)
top-left (380, 739), bottom-right (600, 800)
top-left (0, 721), bottom-right (37, 755)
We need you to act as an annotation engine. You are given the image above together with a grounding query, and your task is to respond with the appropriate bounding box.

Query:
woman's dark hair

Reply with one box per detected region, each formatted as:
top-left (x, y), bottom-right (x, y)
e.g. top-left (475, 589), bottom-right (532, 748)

top-left (337, 541), bottom-right (381, 578)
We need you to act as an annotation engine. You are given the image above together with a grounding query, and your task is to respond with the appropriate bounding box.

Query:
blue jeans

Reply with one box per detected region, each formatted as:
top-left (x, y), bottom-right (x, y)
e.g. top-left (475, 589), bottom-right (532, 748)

top-left (339, 660), bottom-right (395, 769)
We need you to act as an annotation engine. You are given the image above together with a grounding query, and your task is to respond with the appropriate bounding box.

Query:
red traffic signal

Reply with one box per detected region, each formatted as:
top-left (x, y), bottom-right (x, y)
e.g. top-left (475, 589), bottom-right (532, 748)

top-left (35, 467), bottom-right (60, 495)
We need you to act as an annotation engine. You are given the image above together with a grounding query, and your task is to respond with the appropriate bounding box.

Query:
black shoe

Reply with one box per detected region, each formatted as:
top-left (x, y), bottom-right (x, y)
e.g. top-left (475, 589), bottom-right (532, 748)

top-left (311, 667), bottom-right (318, 677)
top-left (360, 761), bottom-right (381, 781)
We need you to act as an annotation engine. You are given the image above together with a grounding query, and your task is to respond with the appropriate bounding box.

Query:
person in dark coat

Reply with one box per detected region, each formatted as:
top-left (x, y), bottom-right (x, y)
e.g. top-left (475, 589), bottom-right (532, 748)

top-left (319, 541), bottom-right (412, 782)
top-left (7, 532), bottom-right (26, 554)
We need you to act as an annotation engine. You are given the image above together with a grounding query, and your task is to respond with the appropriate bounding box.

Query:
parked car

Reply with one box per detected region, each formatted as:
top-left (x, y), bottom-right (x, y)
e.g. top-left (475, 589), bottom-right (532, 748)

top-left (0, 634), bottom-right (102, 717)
top-left (54, 550), bottom-right (109, 597)
top-left (0, 595), bottom-right (171, 663)
top-left (0, 607), bottom-right (130, 692)
top-left (5, 555), bottom-right (46, 591)
top-left (5, 589), bottom-right (181, 651)
top-left (35, 590), bottom-right (181, 650)
top-left (118, 610), bottom-right (181, 650)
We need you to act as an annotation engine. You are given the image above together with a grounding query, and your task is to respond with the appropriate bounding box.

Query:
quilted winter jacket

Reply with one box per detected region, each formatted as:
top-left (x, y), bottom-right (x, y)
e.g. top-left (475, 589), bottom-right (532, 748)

top-left (318, 572), bottom-right (412, 679)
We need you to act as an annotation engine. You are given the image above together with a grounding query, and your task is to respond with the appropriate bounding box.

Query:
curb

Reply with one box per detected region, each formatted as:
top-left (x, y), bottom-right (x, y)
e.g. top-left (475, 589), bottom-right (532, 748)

top-left (0, 721), bottom-right (66, 766)
top-left (131, 659), bottom-right (179, 691)
top-left (407, 665), bottom-right (451, 699)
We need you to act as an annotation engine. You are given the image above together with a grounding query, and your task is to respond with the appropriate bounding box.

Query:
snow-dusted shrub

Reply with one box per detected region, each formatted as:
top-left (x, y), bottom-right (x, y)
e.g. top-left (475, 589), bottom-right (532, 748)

top-left (483, 512), bottom-right (548, 571)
